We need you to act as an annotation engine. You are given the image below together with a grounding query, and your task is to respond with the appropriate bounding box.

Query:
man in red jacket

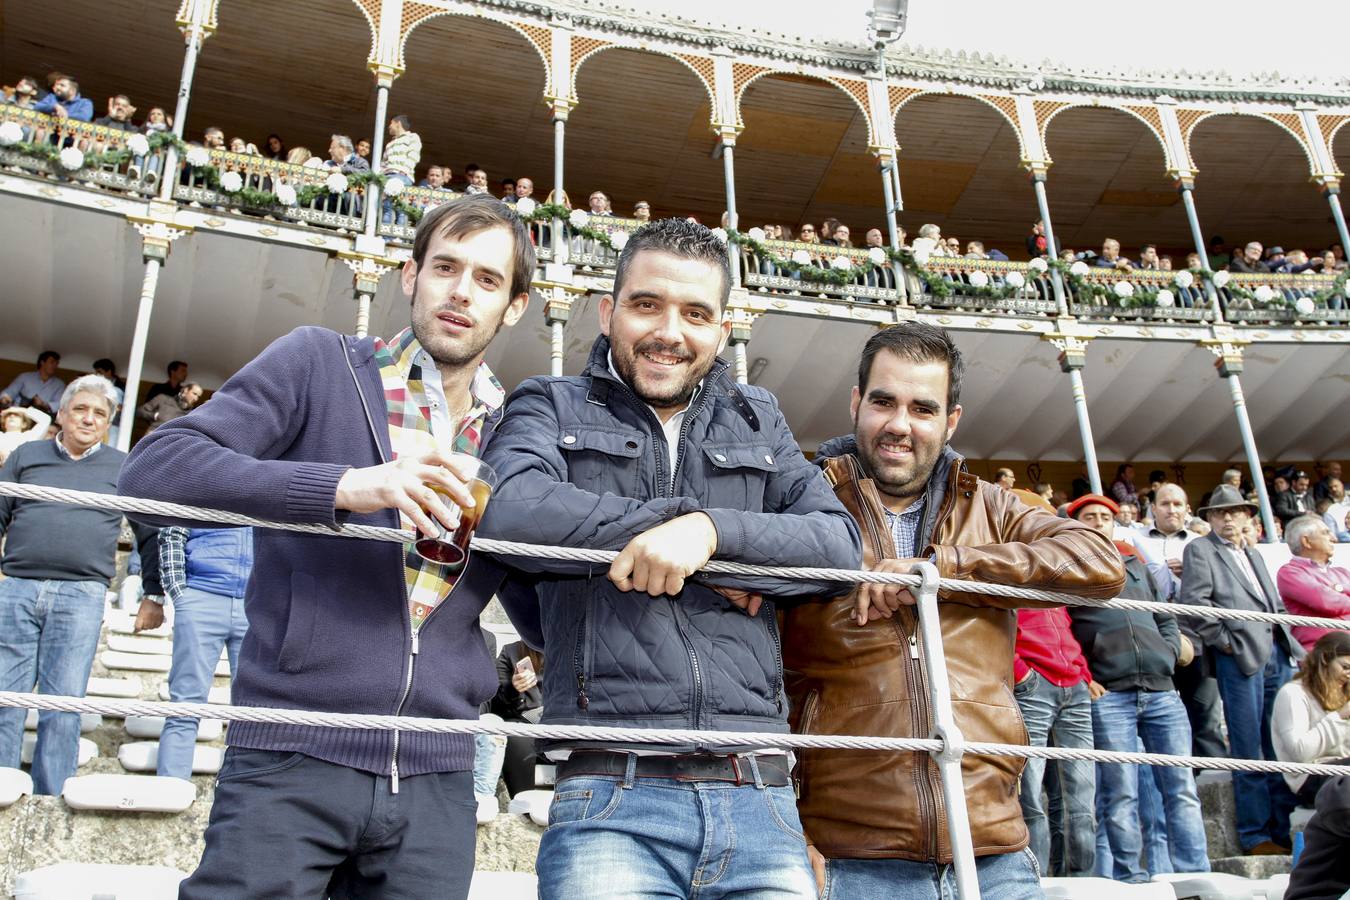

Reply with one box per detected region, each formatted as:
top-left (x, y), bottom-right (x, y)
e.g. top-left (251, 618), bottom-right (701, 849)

top-left (1010, 489), bottom-right (1098, 876)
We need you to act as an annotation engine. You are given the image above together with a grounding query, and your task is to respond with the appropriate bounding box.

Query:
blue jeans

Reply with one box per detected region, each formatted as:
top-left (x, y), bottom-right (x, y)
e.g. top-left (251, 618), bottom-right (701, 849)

top-left (158, 586), bottom-right (248, 779)
top-left (537, 760), bottom-right (815, 899)
top-left (1092, 689), bottom-right (1209, 881)
top-left (1214, 651), bottom-right (1299, 850)
top-left (1093, 739), bottom-right (1172, 877)
top-left (472, 713), bottom-right (506, 798)
top-left (0, 577), bottom-right (106, 794)
top-left (824, 847), bottom-right (1042, 900)
top-left (1013, 671), bottom-right (1096, 876)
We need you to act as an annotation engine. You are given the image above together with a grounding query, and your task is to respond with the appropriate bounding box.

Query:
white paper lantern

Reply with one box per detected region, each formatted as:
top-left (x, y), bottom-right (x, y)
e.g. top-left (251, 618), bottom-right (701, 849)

top-left (0, 121), bottom-right (23, 146)
top-left (609, 230), bottom-right (629, 251)
top-left (218, 170), bottom-right (243, 193)
top-left (1173, 270), bottom-right (1194, 289)
top-left (1069, 260), bottom-right (1090, 277)
top-left (1114, 280), bottom-right (1135, 298)
top-left (184, 146), bottom-right (210, 167)
top-left (325, 171), bottom-right (349, 194)
top-left (791, 249), bottom-right (811, 266)
top-left (710, 227), bottom-right (728, 244)
top-left (1295, 297), bottom-right (1316, 317)
top-left (1155, 289), bottom-right (1175, 307)
top-left (830, 255), bottom-right (853, 271)
top-left (968, 270), bottom-right (989, 288)
top-left (867, 247), bottom-right (887, 266)
top-left (382, 177), bottom-right (405, 197)
top-left (1005, 271), bottom-right (1026, 289)
top-left (912, 248), bottom-right (931, 267)
top-left (1212, 270), bottom-right (1231, 288)
top-left (747, 227), bottom-right (766, 243)
top-left (1027, 257), bottom-right (1048, 274)
top-left (568, 209), bottom-right (590, 229)
top-left (58, 147), bottom-right (85, 170)
top-left (512, 196), bottom-right (534, 216)
top-left (125, 133), bottom-right (150, 157)
top-left (274, 183), bottom-right (297, 206)
top-left (1253, 285), bottom-right (1276, 304)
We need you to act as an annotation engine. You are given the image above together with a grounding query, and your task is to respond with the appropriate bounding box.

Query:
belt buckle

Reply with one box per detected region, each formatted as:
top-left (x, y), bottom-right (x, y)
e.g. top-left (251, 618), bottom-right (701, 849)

top-left (729, 753), bottom-right (743, 786)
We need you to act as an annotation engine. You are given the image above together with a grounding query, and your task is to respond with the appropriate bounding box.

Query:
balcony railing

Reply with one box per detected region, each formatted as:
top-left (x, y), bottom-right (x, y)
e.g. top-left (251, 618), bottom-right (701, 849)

top-left (0, 105), bottom-right (161, 196)
top-left (1219, 271), bottom-right (1350, 325)
top-left (375, 185), bottom-right (460, 242)
top-left (1067, 267), bottom-right (1215, 323)
top-left (174, 149), bottom-right (366, 231)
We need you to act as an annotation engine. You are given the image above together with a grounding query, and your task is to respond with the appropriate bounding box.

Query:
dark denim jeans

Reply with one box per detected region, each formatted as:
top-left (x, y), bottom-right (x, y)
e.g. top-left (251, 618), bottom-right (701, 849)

top-left (0, 577), bottom-right (106, 794)
top-left (1214, 651), bottom-right (1299, 850)
top-left (1091, 689), bottom-right (1210, 881)
top-left (824, 847), bottom-right (1042, 900)
top-left (1013, 670), bottom-right (1096, 876)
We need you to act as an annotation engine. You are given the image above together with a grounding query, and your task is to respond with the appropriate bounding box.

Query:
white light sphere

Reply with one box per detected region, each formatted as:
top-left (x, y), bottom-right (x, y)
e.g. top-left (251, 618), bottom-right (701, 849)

top-left (968, 270), bottom-right (989, 288)
top-left (1155, 289), bottom-right (1175, 307)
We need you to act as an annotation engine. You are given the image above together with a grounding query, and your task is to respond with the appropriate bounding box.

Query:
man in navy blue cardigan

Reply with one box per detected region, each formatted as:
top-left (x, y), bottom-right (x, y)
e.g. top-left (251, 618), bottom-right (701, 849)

top-left (119, 195), bottom-right (536, 899)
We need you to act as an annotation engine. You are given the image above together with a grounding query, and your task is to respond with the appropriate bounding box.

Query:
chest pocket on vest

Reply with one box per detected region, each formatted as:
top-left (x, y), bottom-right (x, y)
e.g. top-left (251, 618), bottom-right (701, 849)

top-left (700, 444), bottom-right (777, 511)
top-left (559, 427), bottom-right (648, 498)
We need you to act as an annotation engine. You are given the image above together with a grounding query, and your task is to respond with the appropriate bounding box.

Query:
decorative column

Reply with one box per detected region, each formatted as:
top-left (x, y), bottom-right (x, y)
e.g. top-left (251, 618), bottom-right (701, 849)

top-left (544, 290), bottom-right (572, 377)
top-left (1175, 177), bottom-right (1223, 316)
top-left (1044, 330), bottom-right (1103, 495)
top-left (548, 97), bottom-right (576, 262)
top-left (339, 253), bottom-right (397, 338)
top-left (1203, 338), bottom-right (1279, 541)
top-left (121, 217), bottom-right (192, 451)
top-left (361, 64), bottom-right (399, 241)
top-left (158, 0), bottom-right (217, 201)
top-left (726, 307), bottom-right (756, 384)
top-left (873, 147), bottom-right (908, 304)
top-left (716, 123), bottom-right (744, 289)
top-left (1295, 103), bottom-right (1350, 253)
top-left (1317, 177), bottom-right (1350, 254)
top-left (1024, 163), bottom-right (1069, 316)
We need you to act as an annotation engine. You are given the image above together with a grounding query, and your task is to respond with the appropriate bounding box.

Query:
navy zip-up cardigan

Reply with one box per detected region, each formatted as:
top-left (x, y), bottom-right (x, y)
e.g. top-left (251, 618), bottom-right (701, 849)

top-left (119, 326), bottom-right (531, 776)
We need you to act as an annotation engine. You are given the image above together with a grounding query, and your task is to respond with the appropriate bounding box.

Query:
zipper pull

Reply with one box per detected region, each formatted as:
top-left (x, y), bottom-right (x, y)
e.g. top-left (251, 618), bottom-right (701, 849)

top-left (391, 760), bottom-right (400, 794)
top-left (411, 631), bottom-right (420, 655)
top-left (576, 674), bottom-right (589, 710)
top-left (909, 635), bottom-right (920, 659)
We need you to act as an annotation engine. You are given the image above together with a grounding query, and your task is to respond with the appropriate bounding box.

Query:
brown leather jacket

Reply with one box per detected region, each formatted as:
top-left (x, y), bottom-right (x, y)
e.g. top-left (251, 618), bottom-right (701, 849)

top-left (783, 440), bottom-right (1125, 863)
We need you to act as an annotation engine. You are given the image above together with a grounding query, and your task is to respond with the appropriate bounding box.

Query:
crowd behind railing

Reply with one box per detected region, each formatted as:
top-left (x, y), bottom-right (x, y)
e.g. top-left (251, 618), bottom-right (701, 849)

top-left (3, 73), bottom-right (1349, 326)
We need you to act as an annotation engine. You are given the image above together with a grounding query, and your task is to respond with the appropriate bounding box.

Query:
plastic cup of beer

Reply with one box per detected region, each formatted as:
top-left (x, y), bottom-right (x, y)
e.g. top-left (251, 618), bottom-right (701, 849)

top-left (413, 454), bottom-right (498, 569)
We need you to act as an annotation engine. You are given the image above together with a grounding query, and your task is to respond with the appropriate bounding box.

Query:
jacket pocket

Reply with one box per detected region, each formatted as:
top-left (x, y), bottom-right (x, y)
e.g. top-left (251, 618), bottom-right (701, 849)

top-left (558, 427), bottom-right (647, 497)
top-left (700, 443), bottom-right (778, 511)
top-left (278, 571), bottom-right (317, 674)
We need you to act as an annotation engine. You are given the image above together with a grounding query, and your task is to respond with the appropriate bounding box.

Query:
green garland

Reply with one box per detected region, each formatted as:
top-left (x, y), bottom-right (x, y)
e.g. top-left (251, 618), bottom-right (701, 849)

top-left (518, 203), bottom-right (627, 252)
top-left (5, 129), bottom-right (188, 174)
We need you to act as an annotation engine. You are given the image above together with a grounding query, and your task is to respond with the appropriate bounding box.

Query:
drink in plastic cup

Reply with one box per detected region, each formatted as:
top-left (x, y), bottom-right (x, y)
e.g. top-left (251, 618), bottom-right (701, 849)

top-left (413, 455), bottom-right (497, 570)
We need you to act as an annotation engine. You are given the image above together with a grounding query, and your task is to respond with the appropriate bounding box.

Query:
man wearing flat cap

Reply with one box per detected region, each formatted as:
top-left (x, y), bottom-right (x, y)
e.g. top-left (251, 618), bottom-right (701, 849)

top-left (1181, 484), bottom-right (1303, 855)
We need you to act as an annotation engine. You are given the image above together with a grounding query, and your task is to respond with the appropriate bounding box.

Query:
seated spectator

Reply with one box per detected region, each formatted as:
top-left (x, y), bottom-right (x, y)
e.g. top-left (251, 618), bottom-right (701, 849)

top-left (201, 127), bottom-right (225, 150)
top-left (994, 467), bottom-right (1015, 489)
top-left (418, 164), bottom-right (449, 190)
top-left (263, 133), bottom-right (286, 160)
top-left (820, 218), bottom-right (841, 244)
top-left (506, 176), bottom-right (533, 206)
top-left (1137, 244), bottom-right (1161, 270)
top-left (1093, 238), bottom-right (1135, 271)
top-left (1315, 462), bottom-right (1343, 505)
top-left (944, 236), bottom-right (961, 255)
top-left (1060, 248), bottom-right (1078, 262)
top-left (0, 406), bottom-right (52, 466)
top-left (1228, 241), bottom-right (1270, 273)
top-left (1111, 463), bottom-right (1139, 508)
top-left (965, 240), bottom-right (987, 259)
top-left (355, 139), bottom-right (370, 164)
top-left (797, 222), bottom-right (820, 244)
top-left (31, 74), bottom-right (92, 122)
top-left (0, 375), bottom-right (161, 795)
top-left (2, 76), bottom-right (40, 108)
top-left (1275, 470), bottom-right (1316, 526)
top-left (1272, 474), bottom-right (1291, 497)
top-left (587, 190), bottom-right (611, 216)
top-left (1027, 219), bottom-right (1049, 258)
top-left (1159, 255), bottom-right (1173, 271)
top-left (1033, 482), bottom-right (1054, 504)
top-left (1277, 516), bottom-right (1350, 652)
top-left (499, 178), bottom-right (516, 200)
top-left (1068, 493), bottom-right (1209, 882)
top-left (911, 223), bottom-right (944, 256)
top-left (1322, 478), bottom-right (1350, 541)
top-left (1, 351), bottom-right (65, 414)
top-left (325, 134), bottom-right (369, 174)
top-left (489, 641), bottom-right (546, 797)
top-left (831, 224), bottom-right (852, 247)
top-left (1115, 500), bottom-right (1140, 530)
top-left (632, 200), bottom-right (651, 222)
top-left (1282, 249), bottom-right (1318, 275)
top-left (1271, 632), bottom-right (1350, 807)
top-left (228, 137), bottom-right (259, 155)
top-left (463, 163), bottom-right (488, 195)
top-left (1265, 246), bottom-right (1287, 271)
top-left (93, 95), bottom-right (136, 133)
top-left (137, 382), bottom-right (202, 433)
top-left (140, 107), bottom-right (170, 137)
top-left (145, 360), bottom-right (188, 404)
top-left (1208, 235), bottom-right (1230, 270)
top-left (865, 227), bottom-right (885, 248)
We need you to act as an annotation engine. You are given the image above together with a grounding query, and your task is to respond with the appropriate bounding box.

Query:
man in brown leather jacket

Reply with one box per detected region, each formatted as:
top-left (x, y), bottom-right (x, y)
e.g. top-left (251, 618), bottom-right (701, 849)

top-left (782, 322), bottom-right (1125, 898)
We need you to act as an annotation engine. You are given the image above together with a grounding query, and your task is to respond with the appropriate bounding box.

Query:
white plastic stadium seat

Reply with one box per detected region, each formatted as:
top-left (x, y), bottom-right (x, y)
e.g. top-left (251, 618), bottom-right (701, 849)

top-left (467, 870), bottom-right (537, 899)
top-left (23, 710), bottom-right (102, 733)
top-left (87, 675), bottom-right (142, 698)
top-left (158, 683), bottom-right (230, 705)
top-left (507, 789), bottom-right (554, 828)
top-left (1154, 871), bottom-right (1288, 900)
top-left (12, 863), bottom-right (187, 899)
top-left (21, 735), bottom-right (97, 767)
top-left (117, 741), bottom-right (222, 774)
top-left (0, 766), bottom-right (33, 806)
top-left (62, 773), bottom-right (196, 813)
top-left (1042, 876), bottom-right (1175, 899)
top-left (125, 715), bottom-right (224, 741)
top-left (106, 634), bottom-right (173, 656)
top-left (100, 650), bottom-right (171, 673)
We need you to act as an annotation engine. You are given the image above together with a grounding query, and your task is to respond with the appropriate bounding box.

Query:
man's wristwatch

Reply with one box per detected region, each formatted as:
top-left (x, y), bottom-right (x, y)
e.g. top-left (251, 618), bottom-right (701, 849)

top-left (143, 594), bottom-right (166, 606)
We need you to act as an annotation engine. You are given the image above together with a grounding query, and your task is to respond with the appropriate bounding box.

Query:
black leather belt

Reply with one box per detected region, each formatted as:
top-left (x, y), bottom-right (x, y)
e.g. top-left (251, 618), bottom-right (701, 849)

top-left (557, 750), bottom-right (791, 786)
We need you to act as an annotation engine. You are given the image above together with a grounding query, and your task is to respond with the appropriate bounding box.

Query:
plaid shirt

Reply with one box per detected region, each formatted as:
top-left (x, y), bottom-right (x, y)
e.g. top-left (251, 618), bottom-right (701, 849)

top-left (157, 526), bottom-right (190, 603)
top-left (883, 493), bottom-right (927, 558)
top-left (373, 327), bottom-right (504, 631)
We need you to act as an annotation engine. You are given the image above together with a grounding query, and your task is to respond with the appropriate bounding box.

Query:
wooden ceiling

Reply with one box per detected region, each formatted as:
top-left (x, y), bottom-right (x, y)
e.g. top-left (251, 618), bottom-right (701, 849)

top-left (1, 0), bottom-right (1339, 258)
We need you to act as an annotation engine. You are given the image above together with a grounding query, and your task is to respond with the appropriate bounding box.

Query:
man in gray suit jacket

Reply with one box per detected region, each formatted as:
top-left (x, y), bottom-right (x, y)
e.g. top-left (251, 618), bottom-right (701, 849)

top-left (1180, 484), bottom-right (1303, 855)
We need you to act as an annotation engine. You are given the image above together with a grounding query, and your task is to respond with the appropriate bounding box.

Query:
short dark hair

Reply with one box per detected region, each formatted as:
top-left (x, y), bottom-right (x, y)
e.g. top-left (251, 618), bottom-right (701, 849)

top-left (465, 162), bottom-right (483, 174)
top-left (37, 350), bottom-right (59, 365)
top-left (92, 358), bottom-right (116, 374)
top-left (410, 194), bottom-right (536, 299)
top-left (167, 360), bottom-right (187, 376)
top-left (612, 218), bottom-right (731, 309)
top-left (390, 114), bottom-right (412, 131)
top-left (857, 322), bottom-right (964, 412)
top-left (1149, 469), bottom-right (1167, 482)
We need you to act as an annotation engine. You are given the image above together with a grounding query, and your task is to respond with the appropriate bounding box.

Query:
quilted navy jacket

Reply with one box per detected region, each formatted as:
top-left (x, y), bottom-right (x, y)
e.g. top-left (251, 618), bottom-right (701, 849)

top-left (481, 336), bottom-right (862, 749)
